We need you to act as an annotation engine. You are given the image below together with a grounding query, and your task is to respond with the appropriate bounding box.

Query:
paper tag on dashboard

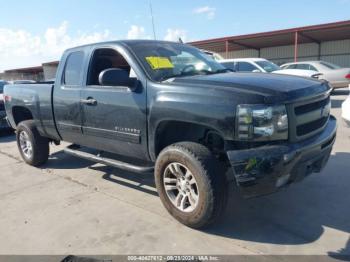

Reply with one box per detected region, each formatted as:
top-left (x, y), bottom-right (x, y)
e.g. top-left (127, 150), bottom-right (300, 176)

top-left (145, 56), bottom-right (174, 70)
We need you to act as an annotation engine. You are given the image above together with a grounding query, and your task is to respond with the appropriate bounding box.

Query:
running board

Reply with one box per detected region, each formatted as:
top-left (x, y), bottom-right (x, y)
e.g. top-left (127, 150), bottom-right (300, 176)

top-left (64, 145), bottom-right (154, 173)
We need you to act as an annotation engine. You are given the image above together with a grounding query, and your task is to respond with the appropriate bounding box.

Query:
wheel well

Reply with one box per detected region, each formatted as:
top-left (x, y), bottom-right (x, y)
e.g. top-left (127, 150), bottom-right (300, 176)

top-left (12, 106), bottom-right (33, 126)
top-left (154, 121), bottom-right (225, 157)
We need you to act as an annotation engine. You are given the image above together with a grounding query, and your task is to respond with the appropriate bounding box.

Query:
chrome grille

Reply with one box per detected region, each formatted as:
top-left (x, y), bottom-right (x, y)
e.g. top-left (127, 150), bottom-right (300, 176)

top-left (289, 96), bottom-right (330, 141)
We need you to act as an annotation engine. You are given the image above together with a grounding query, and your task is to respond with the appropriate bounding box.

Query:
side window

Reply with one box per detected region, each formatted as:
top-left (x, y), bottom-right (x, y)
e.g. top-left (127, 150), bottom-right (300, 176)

top-left (237, 62), bottom-right (257, 72)
top-left (284, 64), bottom-right (296, 69)
top-left (87, 48), bottom-right (135, 86)
top-left (295, 64), bottom-right (310, 70)
top-left (221, 62), bottom-right (236, 71)
top-left (309, 65), bottom-right (318, 71)
top-left (63, 51), bottom-right (84, 86)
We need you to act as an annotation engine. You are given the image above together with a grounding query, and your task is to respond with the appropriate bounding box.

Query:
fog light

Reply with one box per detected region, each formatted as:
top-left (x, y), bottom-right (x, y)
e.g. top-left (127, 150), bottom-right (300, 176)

top-left (283, 152), bottom-right (296, 163)
top-left (276, 174), bottom-right (291, 187)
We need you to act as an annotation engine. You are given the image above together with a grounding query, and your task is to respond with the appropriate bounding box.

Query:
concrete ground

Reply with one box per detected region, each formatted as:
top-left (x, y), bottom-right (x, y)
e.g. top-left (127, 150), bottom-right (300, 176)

top-left (0, 88), bottom-right (349, 256)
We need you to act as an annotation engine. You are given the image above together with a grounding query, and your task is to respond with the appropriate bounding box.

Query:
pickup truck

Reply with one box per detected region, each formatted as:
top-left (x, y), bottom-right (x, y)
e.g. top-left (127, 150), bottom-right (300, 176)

top-left (4, 40), bottom-right (337, 228)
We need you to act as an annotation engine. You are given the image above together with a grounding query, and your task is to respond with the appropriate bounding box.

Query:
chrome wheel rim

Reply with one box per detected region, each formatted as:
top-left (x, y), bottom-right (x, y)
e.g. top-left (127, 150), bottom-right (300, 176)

top-left (19, 131), bottom-right (33, 159)
top-left (163, 162), bottom-right (199, 213)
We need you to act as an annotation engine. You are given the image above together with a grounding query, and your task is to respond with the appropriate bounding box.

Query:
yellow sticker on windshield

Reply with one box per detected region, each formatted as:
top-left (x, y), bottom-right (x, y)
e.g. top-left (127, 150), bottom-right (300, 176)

top-left (145, 56), bottom-right (174, 70)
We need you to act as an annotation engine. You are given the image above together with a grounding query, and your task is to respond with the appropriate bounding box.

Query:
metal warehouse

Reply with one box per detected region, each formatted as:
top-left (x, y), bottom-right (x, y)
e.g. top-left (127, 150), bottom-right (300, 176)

top-left (189, 20), bottom-right (350, 66)
top-left (1, 20), bottom-right (350, 82)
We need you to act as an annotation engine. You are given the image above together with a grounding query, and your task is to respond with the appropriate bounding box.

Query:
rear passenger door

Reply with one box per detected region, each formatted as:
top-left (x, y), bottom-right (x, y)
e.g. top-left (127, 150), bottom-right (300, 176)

top-left (53, 50), bottom-right (86, 144)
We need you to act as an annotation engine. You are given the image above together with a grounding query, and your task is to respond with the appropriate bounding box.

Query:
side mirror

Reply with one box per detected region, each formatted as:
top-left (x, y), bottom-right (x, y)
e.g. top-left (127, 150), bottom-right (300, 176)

top-left (99, 68), bottom-right (131, 87)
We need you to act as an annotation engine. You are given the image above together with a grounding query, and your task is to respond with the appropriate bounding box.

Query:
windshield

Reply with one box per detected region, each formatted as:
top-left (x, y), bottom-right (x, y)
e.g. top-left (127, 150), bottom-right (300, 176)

top-left (319, 61), bottom-right (341, 70)
top-left (255, 60), bottom-right (280, 72)
top-left (127, 42), bottom-right (228, 82)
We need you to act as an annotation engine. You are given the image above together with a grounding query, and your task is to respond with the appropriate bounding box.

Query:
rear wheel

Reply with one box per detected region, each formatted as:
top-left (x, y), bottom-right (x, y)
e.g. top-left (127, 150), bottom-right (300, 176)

top-left (155, 142), bottom-right (228, 228)
top-left (16, 120), bottom-right (49, 166)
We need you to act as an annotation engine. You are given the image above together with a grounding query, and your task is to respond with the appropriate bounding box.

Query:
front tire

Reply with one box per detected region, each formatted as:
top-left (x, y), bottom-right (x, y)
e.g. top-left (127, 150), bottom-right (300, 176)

top-left (16, 120), bottom-right (49, 166)
top-left (155, 142), bottom-right (227, 229)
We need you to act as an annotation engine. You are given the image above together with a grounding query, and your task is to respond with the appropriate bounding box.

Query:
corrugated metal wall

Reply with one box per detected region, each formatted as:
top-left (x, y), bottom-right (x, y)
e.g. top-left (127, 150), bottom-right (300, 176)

top-left (219, 39), bottom-right (350, 67)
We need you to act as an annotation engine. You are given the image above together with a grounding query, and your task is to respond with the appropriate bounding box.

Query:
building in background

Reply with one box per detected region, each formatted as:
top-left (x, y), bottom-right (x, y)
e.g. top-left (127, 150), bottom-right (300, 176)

top-left (190, 20), bottom-right (350, 66)
top-left (0, 61), bottom-right (58, 81)
top-left (1, 20), bottom-right (350, 81)
top-left (42, 61), bottom-right (59, 80)
top-left (2, 66), bottom-right (44, 81)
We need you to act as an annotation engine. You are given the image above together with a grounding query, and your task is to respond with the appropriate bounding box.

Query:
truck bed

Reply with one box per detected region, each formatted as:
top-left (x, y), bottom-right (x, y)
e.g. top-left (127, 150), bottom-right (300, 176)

top-left (4, 83), bottom-right (61, 140)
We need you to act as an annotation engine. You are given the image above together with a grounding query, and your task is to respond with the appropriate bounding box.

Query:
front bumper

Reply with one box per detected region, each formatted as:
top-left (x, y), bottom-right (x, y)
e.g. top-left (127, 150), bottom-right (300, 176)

top-left (227, 115), bottom-right (337, 198)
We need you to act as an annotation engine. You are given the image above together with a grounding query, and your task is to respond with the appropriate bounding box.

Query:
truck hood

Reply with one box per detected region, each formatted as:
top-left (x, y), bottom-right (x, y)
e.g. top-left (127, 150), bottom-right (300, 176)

top-left (170, 72), bottom-right (330, 103)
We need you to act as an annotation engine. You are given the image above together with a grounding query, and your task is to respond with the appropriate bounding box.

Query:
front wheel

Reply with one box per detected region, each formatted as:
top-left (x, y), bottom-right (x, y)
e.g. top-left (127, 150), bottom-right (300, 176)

top-left (16, 120), bottom-right (49, 166)
top-left (155, 142), bottom-right (228, 229)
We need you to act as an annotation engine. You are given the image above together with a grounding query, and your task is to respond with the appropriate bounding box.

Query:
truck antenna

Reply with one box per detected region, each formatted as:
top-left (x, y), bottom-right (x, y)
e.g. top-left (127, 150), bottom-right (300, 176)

top-left (149, 0), bottom-right (157, 40)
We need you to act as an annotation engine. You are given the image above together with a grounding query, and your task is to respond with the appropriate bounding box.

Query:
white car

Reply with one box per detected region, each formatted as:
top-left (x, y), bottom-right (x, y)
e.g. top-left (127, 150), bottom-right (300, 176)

top-left (201, 49), bottom-right (224, 61)
top-left (281, 61), bottom-right (350, 89)
top-left (220, 58), bottom-right (321, 78)
top-left (342, 85), bottom-right (350, 127)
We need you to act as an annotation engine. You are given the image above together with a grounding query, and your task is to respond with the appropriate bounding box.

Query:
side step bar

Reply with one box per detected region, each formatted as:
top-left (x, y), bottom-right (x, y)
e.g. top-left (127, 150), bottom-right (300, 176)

top-left (64, 145), bottom-right (154, 173)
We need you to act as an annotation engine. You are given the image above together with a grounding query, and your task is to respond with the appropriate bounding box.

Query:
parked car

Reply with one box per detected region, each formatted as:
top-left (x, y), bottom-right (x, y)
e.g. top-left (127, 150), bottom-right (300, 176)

top-left (220, 58), bottom-right (321, 78)
top-left (0, 80), bottom-right (11, 130)
top-left (12, 80), bottom-right (36, 84)
top-left (200, 49), bottom-right (224, 61)
top-left (342, 85), bottom-right (350, 127)
top-left (281, 61), bottom-right (350, 89)
top-left (4, 40), bottom-right (336, 228)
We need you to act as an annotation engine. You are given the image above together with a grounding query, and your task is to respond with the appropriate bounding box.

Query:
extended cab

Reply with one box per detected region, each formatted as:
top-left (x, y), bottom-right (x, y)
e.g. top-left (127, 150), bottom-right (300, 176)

top-left (4, 40), bottom-right (337, 228)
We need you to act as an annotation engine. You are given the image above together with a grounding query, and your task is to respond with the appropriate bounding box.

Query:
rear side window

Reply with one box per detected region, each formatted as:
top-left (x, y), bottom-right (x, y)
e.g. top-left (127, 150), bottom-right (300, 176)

top-left (295, 63), bottom-right (318, 71)
top-left (284, 64), bottom-right (296, 69)
top-left (221, 62), bottom-right (236, 71)
top-left (295, 64), bottom-right (309, 70)
top-left (237, 62), bottom-right (257, 72)
top-left (63, 51), bottom-right (84, 86)
top-left (309, 65), bottom-right (318, 71)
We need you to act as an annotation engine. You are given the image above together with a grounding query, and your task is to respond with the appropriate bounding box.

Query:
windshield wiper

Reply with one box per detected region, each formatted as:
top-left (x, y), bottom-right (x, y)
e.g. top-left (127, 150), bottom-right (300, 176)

top-left (159, 73), bottom-right (184, 82)
top-left (159, 70), bottom-right (210, 82)
top-left (159, 69), bottom-right (231, 82)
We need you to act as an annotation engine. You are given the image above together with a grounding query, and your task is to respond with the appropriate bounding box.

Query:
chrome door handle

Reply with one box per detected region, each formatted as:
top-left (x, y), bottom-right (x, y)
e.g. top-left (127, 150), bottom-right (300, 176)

top-left (81, 98), bottom-right (97, 105)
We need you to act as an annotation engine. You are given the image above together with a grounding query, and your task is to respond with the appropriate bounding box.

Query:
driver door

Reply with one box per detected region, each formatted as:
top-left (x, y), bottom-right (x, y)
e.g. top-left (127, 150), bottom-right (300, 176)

top-left (80, 46), bottom-right (149, 160)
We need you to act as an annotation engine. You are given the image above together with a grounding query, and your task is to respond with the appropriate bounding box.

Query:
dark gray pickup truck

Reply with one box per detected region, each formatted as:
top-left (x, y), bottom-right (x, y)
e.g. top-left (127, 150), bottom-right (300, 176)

top-left (4, 40), bottom-right (337, 228)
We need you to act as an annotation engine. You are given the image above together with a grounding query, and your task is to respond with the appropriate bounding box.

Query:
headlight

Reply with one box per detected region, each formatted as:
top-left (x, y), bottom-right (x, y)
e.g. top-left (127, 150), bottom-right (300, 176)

top-left (236, 104), bottom-right (288, 141)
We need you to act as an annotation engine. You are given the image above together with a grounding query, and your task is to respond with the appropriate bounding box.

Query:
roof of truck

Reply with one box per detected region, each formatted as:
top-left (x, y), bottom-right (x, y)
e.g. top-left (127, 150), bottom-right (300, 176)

top-left (65, 39), bottom-right (185, 51)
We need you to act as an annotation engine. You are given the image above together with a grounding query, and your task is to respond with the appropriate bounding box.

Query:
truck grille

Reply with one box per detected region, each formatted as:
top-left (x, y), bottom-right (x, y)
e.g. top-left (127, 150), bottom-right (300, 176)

top-left (294, 97), bottom-right (330, 115)
top-left (296, 116), bottom-right (328, 136)
top-left (289, 96), bottom-right (330, 141)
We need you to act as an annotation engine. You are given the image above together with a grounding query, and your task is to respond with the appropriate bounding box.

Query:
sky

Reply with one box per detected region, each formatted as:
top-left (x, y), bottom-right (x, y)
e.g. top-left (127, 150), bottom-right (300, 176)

top-left (0, 0), bottom-right (349, 72)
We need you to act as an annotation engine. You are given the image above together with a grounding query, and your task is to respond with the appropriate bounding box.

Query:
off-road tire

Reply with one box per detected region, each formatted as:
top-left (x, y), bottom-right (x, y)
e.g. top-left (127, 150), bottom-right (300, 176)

top-left (16, 120), bottom-right (49, 166)
top-left (155, 142), bottom-right (228, 229)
